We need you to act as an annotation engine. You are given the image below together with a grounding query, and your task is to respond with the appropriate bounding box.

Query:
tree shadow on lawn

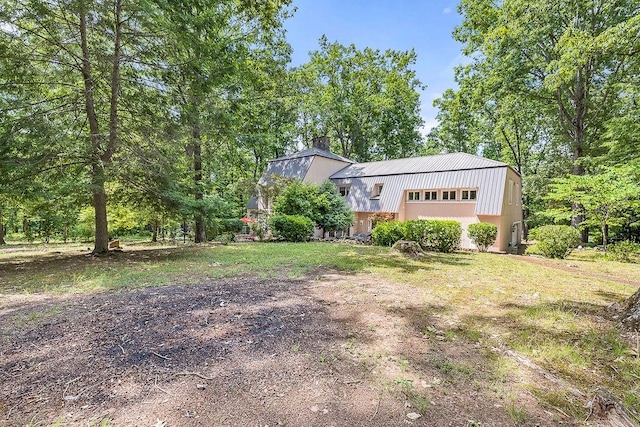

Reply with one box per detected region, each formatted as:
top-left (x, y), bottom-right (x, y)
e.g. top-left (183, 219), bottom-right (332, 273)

top-left (0, 276), bottom-right (409, 426)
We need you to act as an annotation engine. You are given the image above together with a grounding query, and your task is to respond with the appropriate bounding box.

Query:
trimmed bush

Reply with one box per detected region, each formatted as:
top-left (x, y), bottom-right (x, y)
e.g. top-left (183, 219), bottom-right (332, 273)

top-left (607, 241), bottom-right (640, 263)
top-left (373, 219), bottom-right (462, 253)
top-left (528, 225), bottom-right (580, 259)
top-left (426, 220), bottom-right (462, 253)
top-left (207, 218), bottom-right (244, 241)
top-left (269, 214), bottom-right (314, 242)
top-left (468, 222), bottom-right (498, 252)
top-left (371, 221), bottom-right (406, 247)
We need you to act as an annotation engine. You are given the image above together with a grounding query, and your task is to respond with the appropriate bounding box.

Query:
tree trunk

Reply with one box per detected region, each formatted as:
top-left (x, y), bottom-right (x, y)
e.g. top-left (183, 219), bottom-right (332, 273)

top-left (152, 218), bottom-right (158, 242)
top-left (602, 223), bottom-right (608, 251)
top-left (193, 122), bottom-right (207, 243)
top-left (0, 210), bottom-right (5, 245)
top-left (79, 2), bottom-right (122, 254)
top-left (92, 168), bottom-right (110, 254)
top-left (620, 287), bottom-right (640, 331)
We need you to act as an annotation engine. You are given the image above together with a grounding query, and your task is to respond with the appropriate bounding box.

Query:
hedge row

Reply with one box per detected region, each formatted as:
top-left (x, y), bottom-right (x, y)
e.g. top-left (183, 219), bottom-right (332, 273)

top-left (372, 219), bottom-right (462, 253)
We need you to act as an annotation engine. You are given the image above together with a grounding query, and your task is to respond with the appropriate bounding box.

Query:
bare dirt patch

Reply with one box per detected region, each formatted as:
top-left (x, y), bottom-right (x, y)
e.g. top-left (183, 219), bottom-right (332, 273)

top-left (2, 270), bottom-right (565, 426)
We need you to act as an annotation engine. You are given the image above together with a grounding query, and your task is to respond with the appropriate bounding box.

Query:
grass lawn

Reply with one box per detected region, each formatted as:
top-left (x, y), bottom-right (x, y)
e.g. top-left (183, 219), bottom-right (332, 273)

top-left (1, 241), bottom-right (639, 425)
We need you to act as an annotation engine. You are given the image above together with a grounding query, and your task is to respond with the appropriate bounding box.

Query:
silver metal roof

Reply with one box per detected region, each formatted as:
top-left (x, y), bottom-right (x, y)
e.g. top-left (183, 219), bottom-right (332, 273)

top-left (258, 156), bottom-right (313, 186)
top-left (332, 167), bottom-right (507, 215)
top-left (271, 147), bottom-right (354, 164)
top-left (330, 152), bottom-right (508, 179)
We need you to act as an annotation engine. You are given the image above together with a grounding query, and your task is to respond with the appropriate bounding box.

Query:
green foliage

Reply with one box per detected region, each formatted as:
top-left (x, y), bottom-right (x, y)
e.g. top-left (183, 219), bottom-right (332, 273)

top-left (207, 218), bottom-right (244, 241)
top-left (273, 180), bottom-right (353, 234)
top-left (296, 36), bottom-right (425, 161)
top-left (528, 226), bottom-right (580, 259)
top-left (269, 214), bottom-right (314, 242)
top-left (372, 219), bottom-right (462, 253)
top-left (467, 222), bottom-right (498, 252)
top-left (545, 165), bottom-right (640, 249)
top-left (606, 241), bottom-right (640, 263)
top-left (371, 221), bottom-right (406, 247)
top-left (403, 219), bottom-right (462, 253)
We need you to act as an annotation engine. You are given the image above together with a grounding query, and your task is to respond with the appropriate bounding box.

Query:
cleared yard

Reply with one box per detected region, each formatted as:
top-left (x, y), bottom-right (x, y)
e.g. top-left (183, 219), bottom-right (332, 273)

top-left (0, 242), bottom-right (639, 426)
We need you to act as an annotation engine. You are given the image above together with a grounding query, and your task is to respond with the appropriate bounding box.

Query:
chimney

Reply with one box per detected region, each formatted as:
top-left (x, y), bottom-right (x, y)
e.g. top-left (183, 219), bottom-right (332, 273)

top-left (312, 136), bottom-right (330, 152)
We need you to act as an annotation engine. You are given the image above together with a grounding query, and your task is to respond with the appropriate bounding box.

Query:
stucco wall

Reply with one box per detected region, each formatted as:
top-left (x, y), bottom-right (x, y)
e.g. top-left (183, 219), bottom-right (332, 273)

top-left (304, 156), bottom-right (351, 184)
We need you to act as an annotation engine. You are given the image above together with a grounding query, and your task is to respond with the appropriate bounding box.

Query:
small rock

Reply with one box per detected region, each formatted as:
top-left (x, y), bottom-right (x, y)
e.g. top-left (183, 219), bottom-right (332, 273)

top-left (310, 405), bottom-right (319, 413)
top-left (407, 412), bottom-right (422, 420)
top-left (196, 384), bottom-right (206, 390)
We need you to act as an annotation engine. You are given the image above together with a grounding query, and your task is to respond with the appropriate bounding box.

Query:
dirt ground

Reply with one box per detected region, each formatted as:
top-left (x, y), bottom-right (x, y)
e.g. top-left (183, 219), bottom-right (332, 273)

top-left (0, 260), bottom-right (579, 427)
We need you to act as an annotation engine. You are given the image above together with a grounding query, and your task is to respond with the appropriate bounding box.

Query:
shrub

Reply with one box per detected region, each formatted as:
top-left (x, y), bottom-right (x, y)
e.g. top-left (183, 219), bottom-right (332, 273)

top-left (269, 214), bottom-right (314, 242)
top-left (207, 218), bottom-right (244, 241)
top-left (371, 221), bottom-right (406, 247)
top-left (374, 219), bottom-right (462, 253)
top-left (606, 241), bottom-right (640, 263)
top-left (528, 225), bottom-right (580, 259)
top-left (467, 222), bottom-right (498, 252)
top-left (426, 220), bottom-right (462, 253)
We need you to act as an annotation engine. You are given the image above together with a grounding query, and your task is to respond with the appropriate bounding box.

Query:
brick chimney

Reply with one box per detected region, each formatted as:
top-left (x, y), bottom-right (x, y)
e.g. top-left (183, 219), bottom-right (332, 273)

top-left (312, 136), bottom-right (330, 152)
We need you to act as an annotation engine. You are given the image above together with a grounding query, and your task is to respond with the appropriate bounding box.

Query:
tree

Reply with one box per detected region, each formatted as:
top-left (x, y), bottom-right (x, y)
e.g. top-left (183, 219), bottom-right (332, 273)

top-left (449, 0), bottom-right (640, 243)
top-left (296, 37), bottom-right (425, 161)
top-left (545, 165), bottom-right (640, 250)
top-left (273, 180), bottom-right (353, 235)
top-left (316, 181), bottom-right (354, 235)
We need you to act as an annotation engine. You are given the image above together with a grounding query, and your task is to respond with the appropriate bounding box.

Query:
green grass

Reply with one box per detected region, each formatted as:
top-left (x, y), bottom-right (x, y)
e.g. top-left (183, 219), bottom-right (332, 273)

top-left (2, 242), bottom-right (640, 420)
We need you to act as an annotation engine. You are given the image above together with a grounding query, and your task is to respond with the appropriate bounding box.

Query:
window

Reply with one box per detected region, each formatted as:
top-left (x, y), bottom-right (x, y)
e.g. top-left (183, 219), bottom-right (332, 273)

top-left (442, 190), bottom-right (456, 201)
top-left (408, 191), bottom-right (420, 201)
top-left (461, 190), bottom-right (477, 200)
top-left (371, 183), bottom-right (383, 198)
top-left (424, 191), bottom-right (437, 201)
top-left (339, 185), bottom-right (350, 197)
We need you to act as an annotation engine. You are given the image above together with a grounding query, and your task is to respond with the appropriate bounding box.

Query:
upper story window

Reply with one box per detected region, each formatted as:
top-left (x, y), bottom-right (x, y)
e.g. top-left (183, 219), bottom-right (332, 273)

top-left (461, 190), bottom-right (477, 200)
top-left (339, 185), bottom-right (350, 197)
top-left (371, 183), bottom-right (383, 199)
top-left (407, 191), bottom-right (420, 201)
top-left (424, 191), bottom-right (437, 201)
top-left (442, 190), bottom-right (456, 201)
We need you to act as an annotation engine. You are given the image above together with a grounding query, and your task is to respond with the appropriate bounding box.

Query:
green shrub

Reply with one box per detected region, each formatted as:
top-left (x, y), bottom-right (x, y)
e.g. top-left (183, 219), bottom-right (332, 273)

top-left (606, 241), bottom-right (640, 263)
top-left (371, 221), bottom-right (406, 247)
top-left (373, 219), bottom-right (462, 253)
top-left (425, 220), bottom-right (462, 253)
top-left (207, 218), bottom-right (244, 240)
top-left (529, 225), bottom-right (580, 259)
top-left (269, 214), bottom-right (314, 242)
top-left (468, 222), bottom-right (498, 252)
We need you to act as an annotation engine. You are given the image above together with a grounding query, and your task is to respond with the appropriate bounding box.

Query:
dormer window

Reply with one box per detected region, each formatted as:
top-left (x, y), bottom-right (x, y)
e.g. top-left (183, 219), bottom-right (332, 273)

top-left (339, 185), bottom-right (350, 197)
top-left (407, 191), bottom-right (420, 201)
top-left (442, 190), bottom-right (456, 201)
top-left (461, 190), bottom-right (477, 200)
top-left (371, 183), bottom-right (383, 199)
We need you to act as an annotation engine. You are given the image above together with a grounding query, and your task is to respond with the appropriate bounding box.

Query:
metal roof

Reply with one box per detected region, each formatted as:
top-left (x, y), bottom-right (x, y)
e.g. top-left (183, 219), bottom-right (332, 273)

top-left (258, 156), bottom-right (313, 186)
top-left (330, 152), bottom-right (508, 179)
top-left (332, 167), bottom-right (507, 215)
top-left (271, 147), bottom-right (354, 164)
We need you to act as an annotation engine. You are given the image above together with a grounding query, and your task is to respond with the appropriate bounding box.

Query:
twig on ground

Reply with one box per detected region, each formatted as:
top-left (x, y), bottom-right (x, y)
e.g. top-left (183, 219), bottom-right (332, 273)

top-left (118, 344), bottom-right (125, 355)
top-left (175, 371), bottom-right (214, 380)
top-left (154, 385), bottom-right (173, 396)
top-left (371, 394), bottom-right (381, 420)
top-left (151, 351), bottom-right (170, 360)
top-left (343, 379), bottom-right (363, 385)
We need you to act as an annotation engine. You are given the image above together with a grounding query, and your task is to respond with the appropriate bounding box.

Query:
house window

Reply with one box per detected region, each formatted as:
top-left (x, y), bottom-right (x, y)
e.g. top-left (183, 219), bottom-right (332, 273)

top-left (371, 183), bottom-right (383, 198)
top-left (461, 190), bottom-right (477, 200)
top-left (408, 191), bottom-right (420, 201)
top-left (424, 191), bottom-right (437, 201)
top-left (339, 185), bottom-right (350, 197)
top-left (442, 190), bottom-right (456, 201)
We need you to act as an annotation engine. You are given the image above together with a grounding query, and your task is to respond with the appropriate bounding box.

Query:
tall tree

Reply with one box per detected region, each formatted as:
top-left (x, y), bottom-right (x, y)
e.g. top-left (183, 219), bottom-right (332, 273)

top-left (296, 37), bottom-right (425, 162)
top-left (436, 0), bottom-right (640, 242)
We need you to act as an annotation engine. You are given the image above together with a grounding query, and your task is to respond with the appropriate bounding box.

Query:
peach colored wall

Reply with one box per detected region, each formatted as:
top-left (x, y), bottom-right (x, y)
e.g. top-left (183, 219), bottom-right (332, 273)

top-left (495, 168), bottom-right (523, 251)
top-left (303, 156), bottom-right (350, 184)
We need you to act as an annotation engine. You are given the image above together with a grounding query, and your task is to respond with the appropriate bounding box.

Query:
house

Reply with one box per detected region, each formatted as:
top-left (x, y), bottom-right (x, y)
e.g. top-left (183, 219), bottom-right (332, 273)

top-left (249, 137), bottom-right (522, 252)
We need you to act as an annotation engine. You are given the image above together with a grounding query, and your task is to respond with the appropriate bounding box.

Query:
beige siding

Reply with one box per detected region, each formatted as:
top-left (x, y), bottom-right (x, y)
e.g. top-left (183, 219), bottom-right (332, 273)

top-left (303, 156), bottom-right (351, 184)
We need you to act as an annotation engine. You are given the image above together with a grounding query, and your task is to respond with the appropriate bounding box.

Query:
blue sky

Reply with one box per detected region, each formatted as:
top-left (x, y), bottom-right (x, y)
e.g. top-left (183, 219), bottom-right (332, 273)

top-left (283, 0), bottom-right (466, 135)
